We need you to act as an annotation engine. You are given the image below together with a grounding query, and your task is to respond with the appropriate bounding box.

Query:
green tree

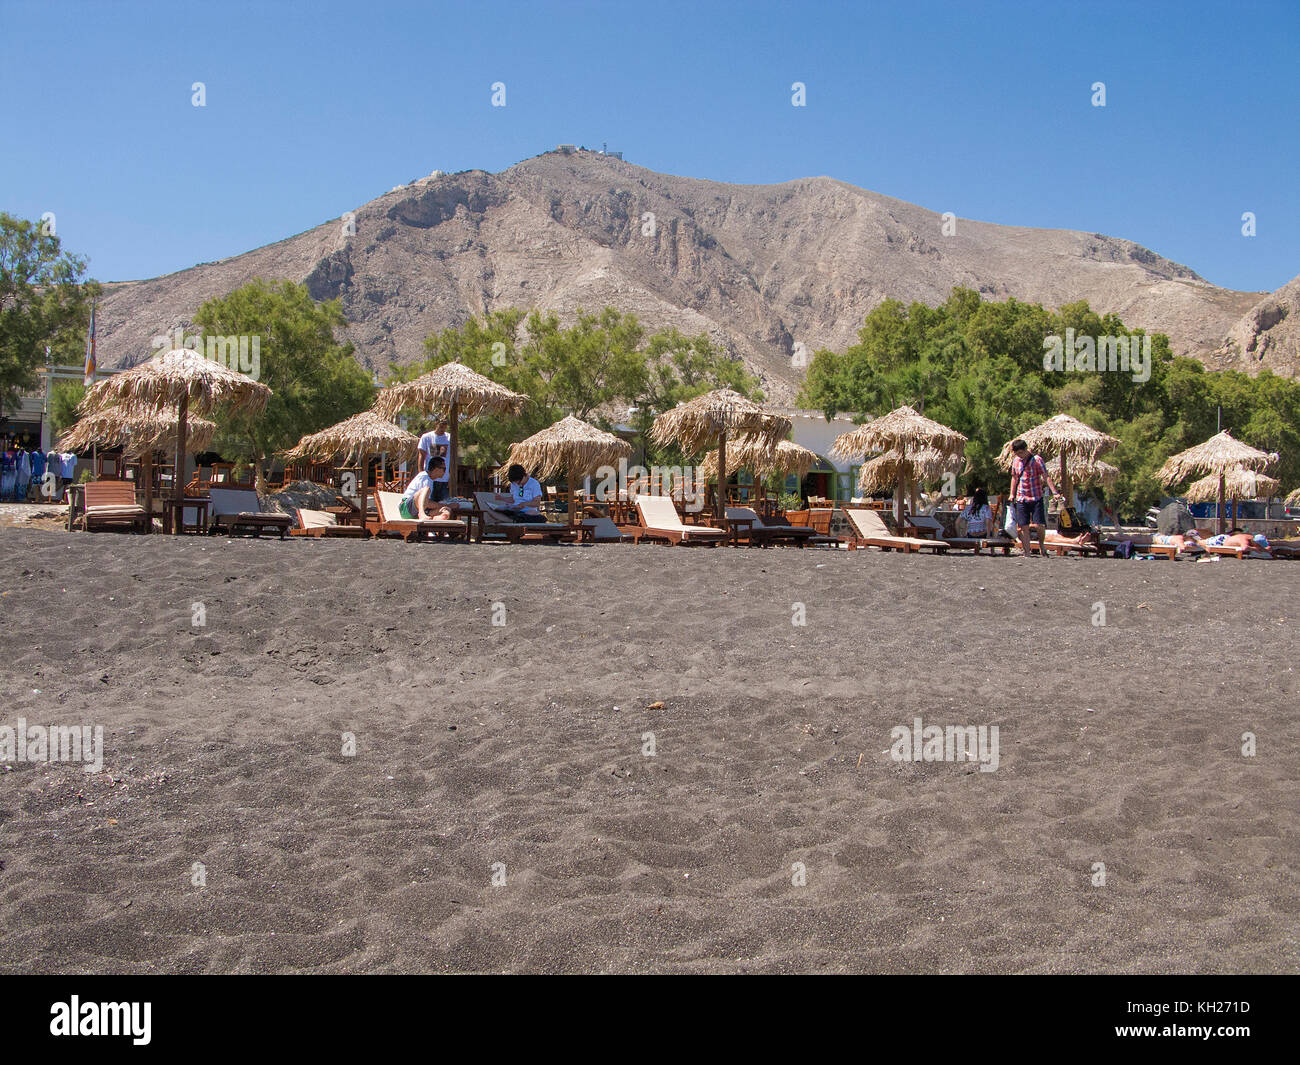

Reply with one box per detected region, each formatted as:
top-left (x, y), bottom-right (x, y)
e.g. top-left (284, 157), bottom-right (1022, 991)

top-left (192, 279), bottom-right (372, 489)
top-left (48, 381), bottom-right (86, 440)
top-left (411, 308), bottom-right (763, 470)
top-left (0, 213), bottom-right (100, 409)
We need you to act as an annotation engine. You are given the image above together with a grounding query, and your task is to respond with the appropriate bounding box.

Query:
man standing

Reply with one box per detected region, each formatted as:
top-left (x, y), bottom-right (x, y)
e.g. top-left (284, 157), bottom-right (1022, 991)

top-left (1008, 438), bottom-right (1062, 558)
top-left (417, 419), bottom-right (452, 501)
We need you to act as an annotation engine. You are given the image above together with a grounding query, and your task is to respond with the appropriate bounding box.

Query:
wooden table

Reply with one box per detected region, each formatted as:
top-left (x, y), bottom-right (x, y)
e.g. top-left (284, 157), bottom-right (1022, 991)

top-left (164, 497), bottom-right (210, 535)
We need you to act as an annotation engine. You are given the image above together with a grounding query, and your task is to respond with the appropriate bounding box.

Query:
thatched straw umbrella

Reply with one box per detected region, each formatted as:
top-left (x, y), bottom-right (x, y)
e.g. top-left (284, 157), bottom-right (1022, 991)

top-left (856, 446), bottom-right (966, 497)
top-left (1185, 467), bottom-right (1279, 505)
top-left (283, 411), bottom-right (419, 534)
top-left (650, 390), bottom-right (791, 519)
top-left (831, 405), bottom-right (967, 522)
top-left (1287, 487), bottom-right (1300, 508)
top-left (698, 437), bottom-right (819, 497)
top-left (59, 406), bottom-right (217, 526)
top-left (1157, 430), bottom-right (1277, 533)
top-left (79, 348), bottom-right (270, 532)
top-left (497, 415), bottom-right (633, 526)
top-left (996, 413), bottom-right (1118, 503)
top-left (371, 362), bottom-right (526, 497)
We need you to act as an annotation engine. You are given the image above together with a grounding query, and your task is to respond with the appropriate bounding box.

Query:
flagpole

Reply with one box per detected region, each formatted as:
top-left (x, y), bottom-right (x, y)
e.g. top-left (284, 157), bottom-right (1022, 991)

top-left (85, 302), bottom-right (97, 477)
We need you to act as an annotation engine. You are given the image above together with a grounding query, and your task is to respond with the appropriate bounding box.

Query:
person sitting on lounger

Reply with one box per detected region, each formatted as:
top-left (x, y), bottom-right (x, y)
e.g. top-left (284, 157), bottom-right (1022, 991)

top-left (957, 488), bottom-right (995, 537)
top-left (400, 457), bottom-right (456, 521)
top-left (488, 464), bottom-right (545, 523)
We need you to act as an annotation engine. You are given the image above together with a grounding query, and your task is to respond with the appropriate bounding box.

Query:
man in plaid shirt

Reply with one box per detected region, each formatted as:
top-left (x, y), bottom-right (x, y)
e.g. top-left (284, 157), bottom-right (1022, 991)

top-left (1008, 437), bottom-right (1062, 557)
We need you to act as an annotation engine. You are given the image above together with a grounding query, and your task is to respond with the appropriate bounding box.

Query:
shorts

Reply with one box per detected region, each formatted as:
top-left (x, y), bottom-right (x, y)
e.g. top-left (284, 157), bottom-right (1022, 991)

top-left (1014, 498), bottom-right (1045, 527)
top-left (399, 497), bottom-right (417, 520)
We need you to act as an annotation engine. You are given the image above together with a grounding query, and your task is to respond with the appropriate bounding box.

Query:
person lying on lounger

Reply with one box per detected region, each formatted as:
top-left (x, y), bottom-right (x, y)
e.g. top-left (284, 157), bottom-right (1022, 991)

top-left (1044, 528), bottom-right (1095, 547)
top-left (1203, 528), bottom-right (1272, 557)
top-left (400, 457), bottom-right (456, 521)
top-left (1153, 528), bottom-right (1205, 554)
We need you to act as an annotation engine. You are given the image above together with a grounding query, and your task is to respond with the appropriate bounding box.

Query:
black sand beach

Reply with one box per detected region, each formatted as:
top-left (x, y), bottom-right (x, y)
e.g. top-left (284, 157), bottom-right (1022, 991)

top-left (0, 528), bottom-right (1295, 973)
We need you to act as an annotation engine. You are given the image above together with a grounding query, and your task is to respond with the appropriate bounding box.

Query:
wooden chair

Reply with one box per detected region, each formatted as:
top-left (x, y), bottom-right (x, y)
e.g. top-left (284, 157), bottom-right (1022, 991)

top-left (79, 480), bottom-right (149, 533)
top-left (373, 491), bottom-right (468, 542)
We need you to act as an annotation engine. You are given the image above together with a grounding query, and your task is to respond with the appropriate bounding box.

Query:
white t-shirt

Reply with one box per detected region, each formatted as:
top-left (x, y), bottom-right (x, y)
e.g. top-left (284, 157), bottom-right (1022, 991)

top-left (418, 431), bottom-right (451, 481)
top-left (510, 477), bottom-right (542, 516)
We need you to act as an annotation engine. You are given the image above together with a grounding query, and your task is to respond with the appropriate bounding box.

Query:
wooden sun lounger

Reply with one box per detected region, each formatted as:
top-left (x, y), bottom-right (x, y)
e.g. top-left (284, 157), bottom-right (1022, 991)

top-left (844, 508), bottom-right (947, 553)
top-left (292, 507), bottom-right (370, 538)
top-left (905, 513), bottom-right (985, 553)
top-left (79, 480), bottom-right (149, 533)
top-left (636, 496), bottom-right (728, 545)
top-left (1098, 533), bottom-right (1202, 560)
top-left (374, 491), bottom-right (468, 542)
top-left (725, 506), bottom-right (815, 547)
top-left (580, 516), bottom-right (638, 543)
top-left (207, 487), bottom-right (294, 539)
top-left (472, 492), bottom-right (572, 543)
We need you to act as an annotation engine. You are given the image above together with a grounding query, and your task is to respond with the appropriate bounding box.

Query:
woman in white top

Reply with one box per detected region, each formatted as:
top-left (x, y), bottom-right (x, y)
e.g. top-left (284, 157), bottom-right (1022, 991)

top-left (958, 488), bottom-right (995, 536)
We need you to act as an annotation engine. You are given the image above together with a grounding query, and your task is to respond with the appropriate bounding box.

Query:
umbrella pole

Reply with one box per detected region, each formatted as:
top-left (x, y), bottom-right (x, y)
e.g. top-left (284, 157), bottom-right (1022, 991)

top-left (448, 400), bottom-right (459, 498)
top-left (567, 471), bottom-right (577, 528)
top-left (717, 431), bottom-right (727, 524)
top-left (358, 449), bottom-right (367, 534)
top-left (143, 452), bottom-right (154, 534)
top-left (1218, 471), bottom-right (1225, 534)
top-left (173, 393), bottom-right (188, 534)
top-left (895, 442), bottom-right (906, 525)
top-left (1060, 453), bottom-right (1070, 507)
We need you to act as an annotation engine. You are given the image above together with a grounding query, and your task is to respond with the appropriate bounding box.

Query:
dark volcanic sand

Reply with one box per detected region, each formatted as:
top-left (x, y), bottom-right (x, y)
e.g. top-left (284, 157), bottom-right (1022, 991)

top-left (0, 527), bottom-right (1295, 974)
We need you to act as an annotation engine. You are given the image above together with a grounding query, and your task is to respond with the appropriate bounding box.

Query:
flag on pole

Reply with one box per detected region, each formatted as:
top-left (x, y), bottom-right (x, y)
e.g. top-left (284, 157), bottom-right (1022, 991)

top-left (83, 303), bottom-right (97, 387)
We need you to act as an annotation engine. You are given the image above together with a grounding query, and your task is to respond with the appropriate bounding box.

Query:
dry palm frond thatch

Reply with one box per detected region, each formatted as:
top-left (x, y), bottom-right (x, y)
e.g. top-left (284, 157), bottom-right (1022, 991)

top-left (1286, 486), bottom-right (1300, 507)
top-left (59, 406), bottom-right (217, 457)
top-left (1184, 467), bottom-right (1280, 504)
top-left (996, 413), bottom-right (1118, 467)
top-left (650, 390), bottom-right (791, 454)
top-left (371, 362), bottom-right (526, 421)
top-left (698, 437), bottom-right (819, 481)
top-left (829, 405), bottom-right (967, 461)
top-left (283, 411), bottom-right (419, 465)
top-left (79, 348), bottom-right (270, 419)
top-left (498, 415), bottom-right (631, 481)
top-left (1157, 430), bottom-right (1276, 484)
top-left (856, 447), bottom-right (967, 495)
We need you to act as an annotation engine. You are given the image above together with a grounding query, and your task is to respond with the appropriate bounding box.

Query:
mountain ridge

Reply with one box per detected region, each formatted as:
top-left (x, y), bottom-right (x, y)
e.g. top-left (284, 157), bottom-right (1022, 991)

top-left (93, 150), bottom-right (1290, 403)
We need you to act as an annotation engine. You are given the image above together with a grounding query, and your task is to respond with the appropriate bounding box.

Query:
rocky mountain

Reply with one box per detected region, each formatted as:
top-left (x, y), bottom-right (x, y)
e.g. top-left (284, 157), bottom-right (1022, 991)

top-left (1212, 272), bottom-right (1300, 375)
top-left (94, 149), bottom-right (1289, 403)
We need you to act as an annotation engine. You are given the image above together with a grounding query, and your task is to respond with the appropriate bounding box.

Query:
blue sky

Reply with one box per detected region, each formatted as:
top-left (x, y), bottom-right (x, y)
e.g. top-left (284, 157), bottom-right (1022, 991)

top-left (3, 0), bottom-right (1296, 293)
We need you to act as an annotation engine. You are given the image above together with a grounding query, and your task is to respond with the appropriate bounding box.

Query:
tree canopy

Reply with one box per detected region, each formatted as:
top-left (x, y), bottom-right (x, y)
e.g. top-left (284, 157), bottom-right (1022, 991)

top-left (192, 279), bottom-right (373, 488)
top-left (798, 288), bottom-right (1300, 515)
top-left (400, 307), bottom-right (763, 467)
top-left (0, 213), bottom-right (99, 409)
